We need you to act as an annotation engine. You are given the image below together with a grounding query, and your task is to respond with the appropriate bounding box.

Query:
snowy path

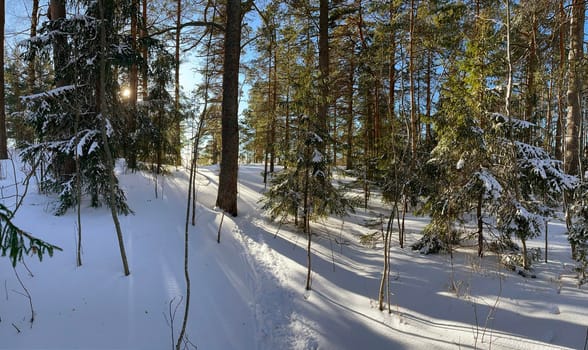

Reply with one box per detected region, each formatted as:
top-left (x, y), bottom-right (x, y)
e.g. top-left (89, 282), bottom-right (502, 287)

top-left (196, 165), bottom-right (320, 349)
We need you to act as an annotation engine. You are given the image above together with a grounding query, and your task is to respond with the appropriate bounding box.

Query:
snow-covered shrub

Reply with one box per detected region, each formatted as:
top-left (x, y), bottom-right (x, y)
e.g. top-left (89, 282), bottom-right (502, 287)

top-left (568, 179), bottom-right (588, 284)
top-left (411, 233), bottom-right (445, 255)
top-left (486, 234), bottom-right (519, 253)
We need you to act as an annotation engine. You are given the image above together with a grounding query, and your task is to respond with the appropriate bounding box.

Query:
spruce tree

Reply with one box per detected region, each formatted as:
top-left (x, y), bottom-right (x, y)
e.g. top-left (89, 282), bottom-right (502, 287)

top-left (20, 1), bottom-right (136, 215)
top-left (568, 179), bottom-right (588, 284)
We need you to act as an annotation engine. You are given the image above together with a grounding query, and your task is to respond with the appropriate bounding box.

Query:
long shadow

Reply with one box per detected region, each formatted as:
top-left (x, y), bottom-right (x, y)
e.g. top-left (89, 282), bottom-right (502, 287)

top-left (233, 167), bottom-right (588, 349)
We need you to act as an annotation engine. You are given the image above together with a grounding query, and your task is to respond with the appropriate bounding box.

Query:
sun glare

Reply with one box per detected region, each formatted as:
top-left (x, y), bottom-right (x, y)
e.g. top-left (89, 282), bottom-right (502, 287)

top-left (122, 87), bottom-right (132, 99)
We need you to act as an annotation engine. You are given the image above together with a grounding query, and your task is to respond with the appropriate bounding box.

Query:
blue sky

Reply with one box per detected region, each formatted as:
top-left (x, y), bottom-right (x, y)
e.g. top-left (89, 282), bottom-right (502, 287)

top-left (4, 1), bottom-right (201, 96)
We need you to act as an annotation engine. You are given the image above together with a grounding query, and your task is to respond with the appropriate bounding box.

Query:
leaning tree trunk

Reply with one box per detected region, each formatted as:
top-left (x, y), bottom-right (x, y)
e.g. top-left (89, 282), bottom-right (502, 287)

top-left (98, 0), bottom-right (130, 276)
top-left (215, 0), bottom-right (241, 217)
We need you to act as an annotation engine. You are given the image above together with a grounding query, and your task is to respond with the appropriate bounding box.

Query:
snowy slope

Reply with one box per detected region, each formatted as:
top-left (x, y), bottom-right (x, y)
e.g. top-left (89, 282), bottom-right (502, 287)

top-left (1, 162), bottom-right (587, 349)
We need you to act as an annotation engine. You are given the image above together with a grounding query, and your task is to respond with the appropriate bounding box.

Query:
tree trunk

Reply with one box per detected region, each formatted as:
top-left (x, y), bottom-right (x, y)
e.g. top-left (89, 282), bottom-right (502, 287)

top-left (523, 11), bottom-right (538, 144)
top-left (318, 0), bottom-right (329, 159)
top-left (303, 158), bottom-right (312, 290)
top-left (27, 0), bottom-right (39, 92)
top-left (564, 0), bottom-right (584, 175)
top-left (215, 0), bottom-right (241, 217)
top-left (425, 50), bottom-right (432, 143)
top-left (345, 57), bottom-right (354, 170)
top-left (477, 191), bottom-right (484, 257)
top-left (98, 0), bottom-right (130, 277)
top-left (173, 0), bottom-right (182, 166)
top-left (409, 0), bottom-right (418, 165)
top-left (0, 0), bottom-right (7, 159)
top-left (128, 0), bottom-right (138, 169)
top-left (521, 238), bottom-right (529, 270)
top-left (176, 134), bottom-right (195, 350)
top-left (379, 211), bottom-right (394, 311)
top-left (50, 0), bottom-right (68, 88)
top-left (270, 42), bottom-right (277, 173)
top-left (141, 0), bottom-right (149, 100)
top-left (555, 0), bottom-right (566, 161)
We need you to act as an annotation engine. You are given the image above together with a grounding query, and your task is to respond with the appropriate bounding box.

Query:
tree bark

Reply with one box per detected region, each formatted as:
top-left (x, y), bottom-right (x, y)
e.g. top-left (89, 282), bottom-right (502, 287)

top-left (555, 0), bottom-right (566, 161)
top-left (345, 57), bottom-right (354, 170)
top-left (27, 0), bottom-right (39, 92)
top-left (379, 212), bottom-right (394, 311)
top-left (50, 0), bottom-right (68, 88)
top-left (98, 0), bottom-right (130, 276)
top-left (0, 0), bottom-right (7, 159)
top-left (409, 0), bottom-right (418, 164)
top-left (215, 0), bottom-right (241, 216)
top-left (318, 0), bottom-right (329, 158)
top-left (141, 0), bottom-right (149, 100)
top-left (174, 0), bottom-right (182, 166)
top-left (128, 0), bottom-right (139, 169)
top-left (564, 0), bottom-right (584, 175)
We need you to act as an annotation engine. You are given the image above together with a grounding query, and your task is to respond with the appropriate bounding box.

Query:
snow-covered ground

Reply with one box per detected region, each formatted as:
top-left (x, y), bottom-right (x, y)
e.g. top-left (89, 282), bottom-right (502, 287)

top-left (1, 161), bottom-right (586, 349)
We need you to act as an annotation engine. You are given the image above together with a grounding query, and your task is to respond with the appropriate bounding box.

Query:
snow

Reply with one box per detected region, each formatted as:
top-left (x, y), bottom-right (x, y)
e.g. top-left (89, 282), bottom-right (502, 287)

top-left (456, 158), bottom-right (465, 170)
top-left (20, 85), bottom-right (77, 102)
top-left (475, 168), bottom-right (502, 200)
top-left (1, 161), bottom-right (587, 349)
top-left (312, 149), bottom-right (323, 163)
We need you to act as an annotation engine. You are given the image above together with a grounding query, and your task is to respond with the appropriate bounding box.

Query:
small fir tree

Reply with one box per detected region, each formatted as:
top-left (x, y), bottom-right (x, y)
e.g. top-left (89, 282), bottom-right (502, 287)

top-left (493, 113), bottom-right (576, 270)
top-left (261, 115), bottom-right (354, 290)
top-left (568, 178), bottom-right (588, 284)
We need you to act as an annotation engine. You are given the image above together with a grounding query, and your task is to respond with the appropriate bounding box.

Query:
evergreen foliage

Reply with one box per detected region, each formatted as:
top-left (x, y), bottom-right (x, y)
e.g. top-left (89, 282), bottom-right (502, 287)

top-left (261, 116), bottom-right (354, 229)
top-left (493, 114), bottom-right (576, 268)
top-left (19, 2), bottom-right (138, 215)
top-left (568, 179), bottom-right (588, 283)
top-left (0, 203), bottom-right (61, 267)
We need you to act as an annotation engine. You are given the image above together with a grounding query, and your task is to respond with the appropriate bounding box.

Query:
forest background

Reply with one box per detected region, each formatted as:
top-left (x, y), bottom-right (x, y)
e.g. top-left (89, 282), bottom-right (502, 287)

top-left (0, 1), bottom-right (588, 348)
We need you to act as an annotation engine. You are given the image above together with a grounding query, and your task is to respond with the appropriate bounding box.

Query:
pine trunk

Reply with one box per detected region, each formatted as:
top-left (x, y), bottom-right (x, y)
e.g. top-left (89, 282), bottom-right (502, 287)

top-left (173, 0), bottom-right (182, 166)
top-left (0, 0), bottom-right (7, 160)
top-left (141, 0), bottom-right (149, 100)
top-left (409, 0), bottom-right (418, 164)
top-left (318, 0), bottom-right (329, 162)
top-left (345, 58), bottom-right (354, 170)
top-left (215, 0), bottom-right (241, 217)
top-left (564, 0), bottom-right (584, 175)
top-left (128, 0), bottom-right (138, 169)
top-left (28, 0), bottom-right (39, 92)
top-left (554, 0), bottom-right (566, 161)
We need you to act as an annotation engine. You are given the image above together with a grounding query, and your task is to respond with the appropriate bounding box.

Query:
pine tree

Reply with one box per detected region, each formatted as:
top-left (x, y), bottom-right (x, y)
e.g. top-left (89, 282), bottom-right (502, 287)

top-left (216, 0), bottom-right (243, 217)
